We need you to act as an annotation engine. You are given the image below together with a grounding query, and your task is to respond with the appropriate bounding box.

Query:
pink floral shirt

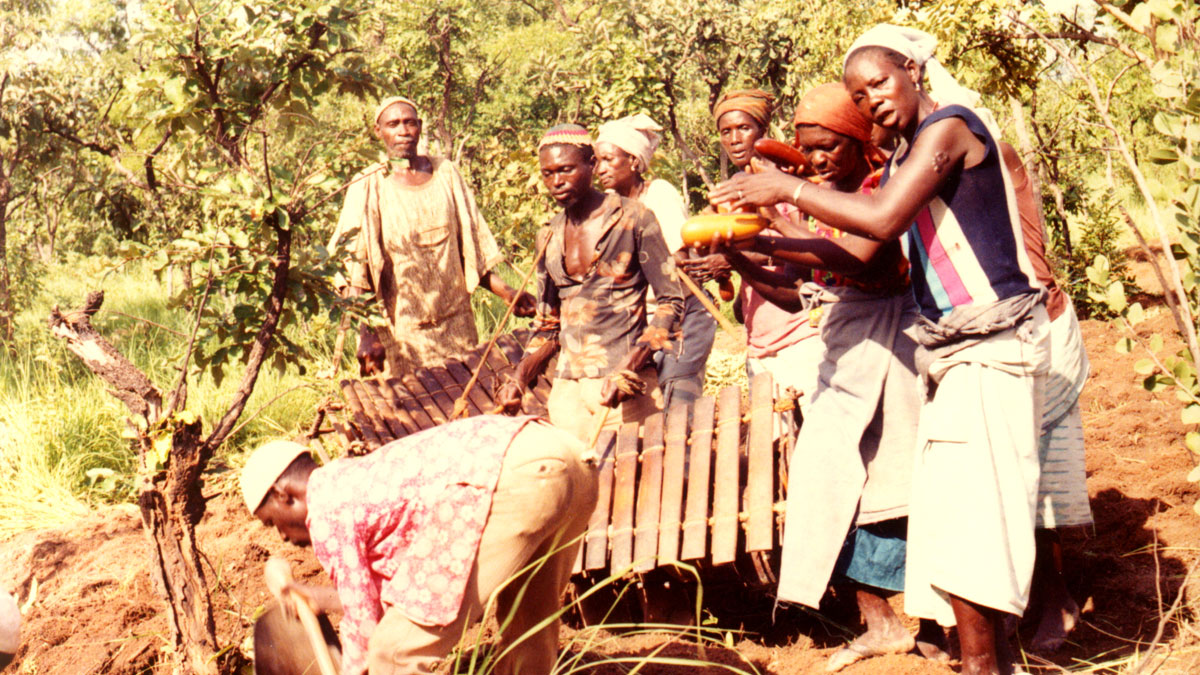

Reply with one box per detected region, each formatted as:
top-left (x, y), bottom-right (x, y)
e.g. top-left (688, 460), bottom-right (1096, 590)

top-left (306, 415), bottom-right (536, 674)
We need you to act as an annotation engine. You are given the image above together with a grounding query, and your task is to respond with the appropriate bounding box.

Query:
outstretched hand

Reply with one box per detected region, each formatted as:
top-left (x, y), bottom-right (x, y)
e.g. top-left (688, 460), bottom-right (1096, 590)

top-left (599, 341), bottom-right (656, 407)
top-left (678, 252), bottom-right (732, 283)
top-left (709, 166), bottom-right (802, 213)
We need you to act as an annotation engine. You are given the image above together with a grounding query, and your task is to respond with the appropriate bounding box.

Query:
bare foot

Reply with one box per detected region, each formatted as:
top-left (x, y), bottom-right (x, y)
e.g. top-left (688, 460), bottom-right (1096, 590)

top-left (915, 619), bottom-right (951, 662)
top-left (825, 627), bottom-right (915, 672)
top-left (1029, 595), bottom-right (1079, 653)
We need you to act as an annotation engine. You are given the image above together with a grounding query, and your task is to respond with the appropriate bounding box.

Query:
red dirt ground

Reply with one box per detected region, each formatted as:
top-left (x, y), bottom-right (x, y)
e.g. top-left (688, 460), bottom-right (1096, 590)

top-left (4, 270), bottom-right (1200, 674)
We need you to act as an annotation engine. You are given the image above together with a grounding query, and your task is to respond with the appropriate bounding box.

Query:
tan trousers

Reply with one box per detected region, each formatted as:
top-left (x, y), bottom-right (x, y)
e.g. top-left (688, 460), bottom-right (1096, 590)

top-left (366, 421), bottom-right (598, 675)
top-left (546, 367), bottom-right (663, 443)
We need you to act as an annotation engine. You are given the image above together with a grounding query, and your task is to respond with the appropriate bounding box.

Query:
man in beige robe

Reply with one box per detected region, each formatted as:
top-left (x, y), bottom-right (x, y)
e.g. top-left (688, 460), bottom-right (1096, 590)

top-left (329, 96), bottom-right (534, 376)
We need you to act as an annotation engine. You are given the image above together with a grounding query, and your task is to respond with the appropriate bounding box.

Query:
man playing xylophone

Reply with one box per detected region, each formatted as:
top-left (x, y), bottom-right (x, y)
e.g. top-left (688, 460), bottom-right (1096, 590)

top-left (498, 124), bottom-right (686, 442)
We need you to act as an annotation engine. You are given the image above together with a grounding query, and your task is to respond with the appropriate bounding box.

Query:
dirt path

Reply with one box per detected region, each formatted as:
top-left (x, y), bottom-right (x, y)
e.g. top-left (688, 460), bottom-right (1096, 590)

top-left (3, 306), bottom-right (1200, 673)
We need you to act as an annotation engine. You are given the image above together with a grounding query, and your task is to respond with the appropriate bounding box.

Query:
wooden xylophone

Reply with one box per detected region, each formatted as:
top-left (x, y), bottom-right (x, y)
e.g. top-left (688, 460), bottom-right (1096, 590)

top-left (331, 331), bottom-right (796, 585)
top-left (334, 329), bottom-right (553, 451)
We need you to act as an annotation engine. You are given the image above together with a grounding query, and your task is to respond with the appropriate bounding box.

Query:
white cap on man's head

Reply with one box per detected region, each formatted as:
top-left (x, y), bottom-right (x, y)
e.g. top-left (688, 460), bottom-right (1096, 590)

top-left (240, 440), bottom-right (311, 513)
top-left (374, 96), bottom-right (420, 125)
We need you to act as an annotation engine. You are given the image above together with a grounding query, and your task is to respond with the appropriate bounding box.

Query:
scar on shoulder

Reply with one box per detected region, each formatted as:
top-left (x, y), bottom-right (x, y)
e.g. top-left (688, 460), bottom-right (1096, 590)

top-left (931, 151), bottom-right (950, 173)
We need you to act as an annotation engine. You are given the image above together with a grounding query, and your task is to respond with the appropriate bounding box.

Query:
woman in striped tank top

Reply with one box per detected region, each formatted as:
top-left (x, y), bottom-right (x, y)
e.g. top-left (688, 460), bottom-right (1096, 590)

top-left (711, 25), bottom-right (1051, 675)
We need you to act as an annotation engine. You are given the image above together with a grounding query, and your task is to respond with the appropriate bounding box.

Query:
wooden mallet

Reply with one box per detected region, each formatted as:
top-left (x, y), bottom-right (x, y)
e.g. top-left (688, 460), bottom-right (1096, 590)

top-left (263, 557), bottom-right (339, 675)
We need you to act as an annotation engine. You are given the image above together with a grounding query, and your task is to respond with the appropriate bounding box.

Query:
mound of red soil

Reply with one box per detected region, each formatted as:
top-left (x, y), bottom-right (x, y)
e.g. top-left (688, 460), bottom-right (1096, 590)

top-left (3, 300), bottom-right (1200, 673)
top-left (0, 491), bottom-right (329, 674)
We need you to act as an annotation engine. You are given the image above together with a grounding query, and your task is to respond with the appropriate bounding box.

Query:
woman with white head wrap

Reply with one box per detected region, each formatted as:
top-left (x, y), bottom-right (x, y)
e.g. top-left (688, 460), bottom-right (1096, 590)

top-left (845, 25), bottom-right (1093, 658)
top-left (842, 24), bottom-right (1002, 140)
top-left (594, 114), bottom-right (716, 413)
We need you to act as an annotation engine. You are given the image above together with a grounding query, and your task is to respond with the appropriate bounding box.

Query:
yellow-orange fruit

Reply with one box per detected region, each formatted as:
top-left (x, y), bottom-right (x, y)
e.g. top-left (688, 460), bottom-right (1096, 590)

top-left (680, 213), bottom-right (767, 248)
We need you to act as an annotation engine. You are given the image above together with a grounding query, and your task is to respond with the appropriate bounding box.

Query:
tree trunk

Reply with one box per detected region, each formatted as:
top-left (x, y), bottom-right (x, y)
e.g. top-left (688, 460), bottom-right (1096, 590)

top-left (139, 416), bottom-right (219, 675)
top-left (48, 292), bottom-right (221, 674)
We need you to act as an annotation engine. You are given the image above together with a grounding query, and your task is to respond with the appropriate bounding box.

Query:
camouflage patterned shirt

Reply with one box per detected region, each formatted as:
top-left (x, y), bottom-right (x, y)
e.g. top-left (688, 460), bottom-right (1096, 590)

top-left (531, 192), bottom-right (685, 380)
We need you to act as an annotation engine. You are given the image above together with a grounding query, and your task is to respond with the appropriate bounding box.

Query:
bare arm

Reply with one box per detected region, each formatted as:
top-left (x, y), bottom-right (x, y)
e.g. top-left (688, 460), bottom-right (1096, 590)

top-left (497, 230), bottom-right (561, 413)
top-left (481, 269), bottom-right (536, 318)
top-left (723, 250), bottom-right (804, 313)
top-left (710, 117), bottom-right (986, 241)
top-left (749, 233), bottom-right (873, 276)
top-left (288, 583), bottom-right (343, 615)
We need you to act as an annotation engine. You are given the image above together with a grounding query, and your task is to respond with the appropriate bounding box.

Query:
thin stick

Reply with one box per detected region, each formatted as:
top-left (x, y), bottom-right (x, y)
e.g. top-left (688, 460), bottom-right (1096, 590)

top-left (330, 312), bottom-right (350, 379)
top-left (452, 242), bottom-right (548, 419)
top-left (677, 271), bottom-right (739, 337)
top-left (107, 310), bottom-right (187, 337)
top-left (587, 406), bottom-right (612, 449)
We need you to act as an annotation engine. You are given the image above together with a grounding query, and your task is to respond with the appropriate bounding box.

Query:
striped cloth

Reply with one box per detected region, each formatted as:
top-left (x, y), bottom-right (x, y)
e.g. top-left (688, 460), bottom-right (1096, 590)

top-left (1036, 305), bottom-right (1093, 528)
top-left (888, 106), bottom-right (1042, 322)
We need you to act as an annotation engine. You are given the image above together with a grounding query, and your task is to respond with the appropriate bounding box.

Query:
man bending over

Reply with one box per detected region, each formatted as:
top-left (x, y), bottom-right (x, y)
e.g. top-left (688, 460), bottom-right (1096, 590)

top-left (241, 416), bottom-right (597, 675)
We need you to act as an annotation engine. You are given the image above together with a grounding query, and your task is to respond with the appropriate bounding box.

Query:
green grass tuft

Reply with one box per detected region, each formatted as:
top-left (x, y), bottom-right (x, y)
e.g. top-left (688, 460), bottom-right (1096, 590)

top-left (0, 258), bottom-right (341, 537)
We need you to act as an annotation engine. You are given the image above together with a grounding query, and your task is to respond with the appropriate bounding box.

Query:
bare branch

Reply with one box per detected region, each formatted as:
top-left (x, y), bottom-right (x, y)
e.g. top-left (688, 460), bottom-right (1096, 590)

top-left (226, 382), bottom-right (319, 441)
top-left (664, 73), bottom-right (714, 190)
top-left (166, 262), bottom-right (216, 418)
top-left (516, 0), bottom-right (549, 20)
top-left (48, 292), bottom-right (164, 422)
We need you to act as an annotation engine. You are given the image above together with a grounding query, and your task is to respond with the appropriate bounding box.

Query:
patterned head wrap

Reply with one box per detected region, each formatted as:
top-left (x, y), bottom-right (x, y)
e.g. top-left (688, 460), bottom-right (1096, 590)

top-left (793, 83), bottom-right (874, 144)
top-left (374, 96), bottom-right (420, 125)
top-left (595, 113), bottom-right (662, 172)
top-left (843, 24), bottom-right (1000, 138)
top-left (538, 124), bottom-right (593, 151)
top-left (713, 89), bottom-right (775, 128)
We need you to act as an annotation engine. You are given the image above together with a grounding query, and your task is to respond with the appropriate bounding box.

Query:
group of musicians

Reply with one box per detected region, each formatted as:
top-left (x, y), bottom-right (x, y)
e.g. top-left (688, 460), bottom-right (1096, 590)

top-left (241, 23), bottom-right (1093, 675)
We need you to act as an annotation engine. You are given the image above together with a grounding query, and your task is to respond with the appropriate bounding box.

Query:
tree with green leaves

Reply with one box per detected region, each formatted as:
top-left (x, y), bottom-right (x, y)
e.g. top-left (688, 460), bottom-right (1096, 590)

top-left (44, 1), bottom-right (380, 670)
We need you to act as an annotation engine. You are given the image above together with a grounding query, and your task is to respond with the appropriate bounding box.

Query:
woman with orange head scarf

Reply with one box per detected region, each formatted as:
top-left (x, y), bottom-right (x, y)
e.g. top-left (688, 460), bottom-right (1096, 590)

top-left (688, 88), bottom-right (835, 411)
top-left (719, 83), bottom-right (949, 671)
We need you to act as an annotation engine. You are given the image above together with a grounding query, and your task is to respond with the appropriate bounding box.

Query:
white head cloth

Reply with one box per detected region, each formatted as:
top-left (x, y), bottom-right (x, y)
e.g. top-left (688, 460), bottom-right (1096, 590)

top-left (595, 113), bottom-right (662, 173)
top-left (844, 24), bottom-right (1001, 139)
top-left (374, 96), bottom-right (420, 125)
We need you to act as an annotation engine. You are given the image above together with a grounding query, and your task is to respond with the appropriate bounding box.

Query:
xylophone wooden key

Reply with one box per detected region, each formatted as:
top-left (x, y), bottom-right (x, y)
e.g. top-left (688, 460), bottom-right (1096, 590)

top-left (444, 359), bottom-right (496, 414)
top-left (609, 422), bottom-right (640, 573)
top-left (427, 366), bottom-right (475, 417)
top-left (378, 378), bottom-right (437, 432)
top-left (634, 413), bottom-right (665, 573)
top-left (657, 404), bottom-right (688, 566)
top-left (711, 385), bottom-right (742, 565)
top-left (359, 380), bottom-right (407, 442)
top-left (746, 373), bottom-right (775, 553)
top-left (583, 430), bottom-right (617, 572)
top-left (681, 395), bottom-right (715, 561)
top-left (398, 373), bottom-right (449, 426)
top-left (340, 380), bottom-right (383, 451)
top-left (413, 368), bottom-right (459, 419)
top-left (366, 378), bottom-right (421, 438)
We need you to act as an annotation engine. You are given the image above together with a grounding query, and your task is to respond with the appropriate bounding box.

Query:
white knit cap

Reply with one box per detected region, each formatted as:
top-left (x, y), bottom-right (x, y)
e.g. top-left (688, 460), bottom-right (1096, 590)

top-left (0, 589), bottom-right (17, 656)
top-left (374, 96), bottom-right (420, 125)
top-left (844, 24), bottom-right (1001, 138)
top-left (240, 440), bottom-right (311, 513)
top-left (595, 113), bottom-right (662, 173)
